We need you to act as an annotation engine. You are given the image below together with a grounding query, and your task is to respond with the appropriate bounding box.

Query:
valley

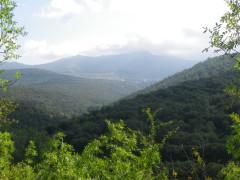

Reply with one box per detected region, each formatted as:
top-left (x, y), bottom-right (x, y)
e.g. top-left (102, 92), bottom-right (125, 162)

top-left (1, 52), bottom-right (196, 116)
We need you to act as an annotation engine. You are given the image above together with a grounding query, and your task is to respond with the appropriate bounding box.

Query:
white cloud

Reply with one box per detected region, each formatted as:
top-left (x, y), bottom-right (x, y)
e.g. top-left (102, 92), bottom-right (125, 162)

top-left (22, 30), bottom-right (210, 64)
top-left (85, 33), bottom-right (210, 59)
top-left (19, 0), bottom-right (228, 64)
top-left (23, 40), bottom-right (86, 64)
top-left (40, 0), bottom-right (108, 18)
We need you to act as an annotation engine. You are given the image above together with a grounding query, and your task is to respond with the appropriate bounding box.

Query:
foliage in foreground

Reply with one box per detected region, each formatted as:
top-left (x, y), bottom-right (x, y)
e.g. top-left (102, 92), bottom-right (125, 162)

top-left (0, 103), bottom-right (168, 179)
top-left (205, 0), bottom-right (240, 179)
top-left (221, 113), bottom-right (240, 179)
top-left (0, 0), bottom-right (25, 91)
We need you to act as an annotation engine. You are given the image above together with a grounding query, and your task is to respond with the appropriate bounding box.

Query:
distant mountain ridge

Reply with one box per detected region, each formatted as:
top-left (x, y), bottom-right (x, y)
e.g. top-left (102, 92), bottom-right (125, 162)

top-left (1, 52), bottom-right (196, 83)
top-left (36, 52), bottom-right (196, 82)
top-left (3, 51), bottom-right (197, 116)
top-left (1, 62), bottom-right (30, 69)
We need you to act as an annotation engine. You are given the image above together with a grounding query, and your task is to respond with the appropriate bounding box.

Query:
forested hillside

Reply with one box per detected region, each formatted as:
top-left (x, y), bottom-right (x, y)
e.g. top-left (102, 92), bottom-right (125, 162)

top-left (1, 69), bottom-right (145, 116)
top-left (56, 70), bottom-right (239, 178)
top-left (134, 55), bottom-right (235, 95)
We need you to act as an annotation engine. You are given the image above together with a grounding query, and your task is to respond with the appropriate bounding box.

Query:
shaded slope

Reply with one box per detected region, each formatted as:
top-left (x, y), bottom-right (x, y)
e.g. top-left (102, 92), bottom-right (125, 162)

top-left (1, 69), bottom-right (145, 116)
top-left (134, 55), bottom-right (235, 95)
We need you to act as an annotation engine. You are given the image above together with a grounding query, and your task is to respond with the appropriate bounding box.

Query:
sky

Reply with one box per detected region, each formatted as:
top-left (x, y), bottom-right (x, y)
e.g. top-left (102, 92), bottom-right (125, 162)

top-left (14, 0), bottom-right (228, 65)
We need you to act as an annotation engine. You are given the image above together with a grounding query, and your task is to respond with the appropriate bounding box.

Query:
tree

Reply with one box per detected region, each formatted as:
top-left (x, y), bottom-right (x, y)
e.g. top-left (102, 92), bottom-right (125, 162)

top-left (205, 0), bottom-right (240, 178)
top-left (0, 0), bottom-right (25, 61)
top-left (0, 0), bottom-right (31, 178)
top-left (0, 0), bottom-right (25, 127)
top-left (0, 0), bottom-right (25, 90)
top-left (77, 119), bottom-right (169, 180)
top-left (0, 0), bottom-right (25, 130)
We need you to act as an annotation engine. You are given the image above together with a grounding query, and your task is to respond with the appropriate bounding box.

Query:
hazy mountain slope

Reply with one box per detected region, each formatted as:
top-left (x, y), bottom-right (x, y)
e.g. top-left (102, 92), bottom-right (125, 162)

top-left (0, 62), bottom-right (31, 69)
top-left (35, 52), bottom-right (195, 82)
top-left (134, 55), bottom-right (235, 95)
top-left (1, 69), bottom-right (145, 116)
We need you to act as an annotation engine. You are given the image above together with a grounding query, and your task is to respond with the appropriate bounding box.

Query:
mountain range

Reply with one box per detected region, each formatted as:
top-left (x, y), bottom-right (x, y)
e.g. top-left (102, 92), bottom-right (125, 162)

top-left (0, 52), bottom-right (197, 115)
top-left (2, 52), bottom-right (196, 82)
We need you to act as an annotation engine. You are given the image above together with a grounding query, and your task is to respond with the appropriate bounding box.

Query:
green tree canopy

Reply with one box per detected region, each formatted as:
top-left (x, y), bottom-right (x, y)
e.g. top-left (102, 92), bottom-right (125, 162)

top-left (205, 0), bottom-right (240, 178)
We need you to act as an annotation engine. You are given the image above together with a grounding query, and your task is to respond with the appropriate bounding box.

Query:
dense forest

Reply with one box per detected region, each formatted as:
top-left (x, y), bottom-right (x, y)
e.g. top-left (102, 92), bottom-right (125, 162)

top-left (136, 55), bottom-right (235, 94)
top-left (56, 70), bottom-right (238, 178)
